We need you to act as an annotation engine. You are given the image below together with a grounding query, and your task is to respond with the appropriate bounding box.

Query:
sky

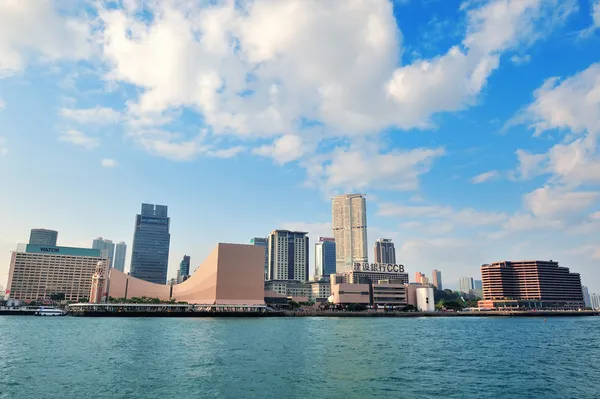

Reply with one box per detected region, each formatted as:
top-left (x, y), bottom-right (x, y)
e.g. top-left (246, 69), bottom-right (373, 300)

top-left (0, 0), bottom-right (599, 293)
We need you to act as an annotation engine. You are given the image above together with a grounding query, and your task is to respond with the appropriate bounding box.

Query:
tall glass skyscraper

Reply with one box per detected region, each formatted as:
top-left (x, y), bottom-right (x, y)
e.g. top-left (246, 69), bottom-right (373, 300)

top-left (373, 238), bottom-right (396, 264)
top-left (130, 203), bottom-right (171, 284)
top-left (315, 238), bottom-right (336, 280)
top-left (92, 237), bottom-right (115, 269)
top-left (113, 242), bottom-right (127, 272)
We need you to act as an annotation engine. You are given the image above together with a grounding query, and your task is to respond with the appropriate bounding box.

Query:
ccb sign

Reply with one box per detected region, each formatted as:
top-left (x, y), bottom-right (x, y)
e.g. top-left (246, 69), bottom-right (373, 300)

top-left (353, 263), bottom-right (405, 273)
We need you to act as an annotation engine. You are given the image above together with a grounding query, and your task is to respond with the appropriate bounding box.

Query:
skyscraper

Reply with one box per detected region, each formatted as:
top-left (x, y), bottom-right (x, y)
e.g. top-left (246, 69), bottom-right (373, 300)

top-left (458, 277), bottom-right (474, 293)
top-left (374, 238), bottom-right (396, 264)
top-left (591, 293), bottom-right (600, 310)
top-left (178, 255), bottom-right (190, 283)
top-left (250, 237), bottom-right (269, 280)
top-left (113, 242), bottom-right (127, 272)
top-left (29, 229), bottom-right (58, 246)
top-left (432, 270), bottom-right (443, 290)
top-left (582, 285), bottom-right (591, 308)
top-left (315, 237), bottom-right (336, 280)
top-left (130, 203), bottom-right (171, 284)
top-left (92, 237), bottom-right (115, 269)
top-left (332, 194), bottom-right (368, 272)
top-left (267, 230), bottom-right (309, 282)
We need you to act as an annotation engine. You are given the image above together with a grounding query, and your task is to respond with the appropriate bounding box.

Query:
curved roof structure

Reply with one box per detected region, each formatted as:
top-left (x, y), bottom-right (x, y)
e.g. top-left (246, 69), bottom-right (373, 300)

top-left (107, 243), bottom-right (265, 305)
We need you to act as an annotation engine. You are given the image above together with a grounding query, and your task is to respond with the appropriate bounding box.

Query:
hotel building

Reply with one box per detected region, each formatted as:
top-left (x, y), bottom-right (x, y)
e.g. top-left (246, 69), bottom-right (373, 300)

top-left (332, 194), bottom-right (368, 272)
top-left (374, 238), bottom-right (396, 264)
top-left (6, 244), bottom-right (106, 302)
top-left (29, 229), bottom-right (58, 246)
top-left (267, 230), bottom-right (309, 282)
top-left (479, 260), bottom-right (585, 309)
top-left (458, 276), bottom-right (474, 293)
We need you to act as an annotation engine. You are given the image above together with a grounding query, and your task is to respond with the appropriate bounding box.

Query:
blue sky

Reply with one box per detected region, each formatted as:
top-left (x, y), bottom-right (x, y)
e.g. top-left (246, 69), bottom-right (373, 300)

top-left (1, 0), bottom-right (599, 292)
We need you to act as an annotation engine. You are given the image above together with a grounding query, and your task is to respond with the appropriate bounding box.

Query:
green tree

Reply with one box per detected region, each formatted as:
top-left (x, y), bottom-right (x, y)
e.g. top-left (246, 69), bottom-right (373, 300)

top-left (288, 301), bottom-right (301, 309)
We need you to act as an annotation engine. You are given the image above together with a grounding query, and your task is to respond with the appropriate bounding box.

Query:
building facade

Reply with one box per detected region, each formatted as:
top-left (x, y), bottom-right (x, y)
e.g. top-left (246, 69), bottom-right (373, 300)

top-left (267, 230), bottom-right (309, 282)
top-left (374, 238), bottom-right (396, 264)
top-left (582, 285), bottom-right (591, 308)
top-left (92, 237), bottom-right (115, 269)
top-left (178, 255), bottom-right (191, 283)
top-left (432, 270), bottom-right (443, 290)
top-left (29, 229), bottom-right (58, 246)
top-left (315, 237), bottom-right (336, 280)
top-left (130, 203), bottom-right (171, 284)
top-left (591, 293), bottom-right (600, 310)
top-left (332, 194), bottom-right (368, 273)
top-left (479, 260), bottom-right (584, 309)
top-left (458, 277), bottom-right (474, 293)
top-left (415, 272), bottom-right (429, 285)
top-left (113, 242), bottom-right (127, 272)
top-left (250, 237), bottom-right (269, 280)
top-left (6, 244), bottom-right (106, 302)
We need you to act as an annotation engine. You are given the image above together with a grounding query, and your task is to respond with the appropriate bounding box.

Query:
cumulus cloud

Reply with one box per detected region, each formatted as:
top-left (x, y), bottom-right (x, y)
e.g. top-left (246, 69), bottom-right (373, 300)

top-left (471, 170), bottom-right (498, 184)
top-left (524, 186), bottom-right (599, 217)
top-left (0, 97), bottom-right (5, 109)
top-left (0, 0), bottom-right (92, 76)
top-left (58, 129), bottom-right (99, 149)
top-left (101, 158), bottom-right (118, 167)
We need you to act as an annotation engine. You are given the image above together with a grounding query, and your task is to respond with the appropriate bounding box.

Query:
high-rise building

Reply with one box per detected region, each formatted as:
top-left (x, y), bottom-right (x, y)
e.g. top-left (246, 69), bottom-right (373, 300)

top-left (432, 270), bottom-right (443, 290)
top-left (591, 293), bottom-right (600, 310)
top-left (458, 277), bottom-right (474, 293)
top-left (250, 237), bottom-right (269, 280)
top-left (332, 194), bottom-right (368, 272)
top-left (178, 255), bottom-right (190, 283)
top-left (415, 272), bottom-right (429, 285)
top-left (29, 229), bottom-right (58, 246)
top-left (582, 285), bottom-right (591, 308)
top-left (92, 237), bottom-right (115, 269)
top-left (6, 244), bottom-right (106, 302)
top-left (473, 280), bottom-right (482, 290)
top-left (113, 242), bottom-right (127, 272)
top-left (130, 203), bottom-right (171, 284)
top-left (267, 230), bottom-right (309, 282)
top-left (315, 237), bottom-right (336, 280)
top-left (374, 238), bottom-right (396, 264)
top-left (479, 260), bottom-right (584, 309)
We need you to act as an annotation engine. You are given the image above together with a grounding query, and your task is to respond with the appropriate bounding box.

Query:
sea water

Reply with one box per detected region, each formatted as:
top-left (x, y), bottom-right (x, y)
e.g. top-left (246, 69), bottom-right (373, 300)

top-left (1, 316), bottom-right (599, 398)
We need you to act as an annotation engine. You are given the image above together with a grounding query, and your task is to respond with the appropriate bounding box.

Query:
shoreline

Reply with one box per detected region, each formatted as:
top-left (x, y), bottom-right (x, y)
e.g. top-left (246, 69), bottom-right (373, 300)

top-left (2, 309), bottom-right (599, 317)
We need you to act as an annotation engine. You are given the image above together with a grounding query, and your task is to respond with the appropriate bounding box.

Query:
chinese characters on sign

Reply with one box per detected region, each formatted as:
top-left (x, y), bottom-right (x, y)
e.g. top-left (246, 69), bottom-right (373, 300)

top-left (353, 263), bottom-right (405, 273)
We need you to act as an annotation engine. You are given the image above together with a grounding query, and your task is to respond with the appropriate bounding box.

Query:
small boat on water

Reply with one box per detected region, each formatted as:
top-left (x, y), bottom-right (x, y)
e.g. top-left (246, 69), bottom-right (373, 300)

top-left (34, 307), bottom-right (67, 316)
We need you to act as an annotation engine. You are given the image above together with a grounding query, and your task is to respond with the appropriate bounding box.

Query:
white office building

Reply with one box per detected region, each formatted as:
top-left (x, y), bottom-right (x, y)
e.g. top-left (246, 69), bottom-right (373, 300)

top-left (332, 194), bottom-right (368, 273)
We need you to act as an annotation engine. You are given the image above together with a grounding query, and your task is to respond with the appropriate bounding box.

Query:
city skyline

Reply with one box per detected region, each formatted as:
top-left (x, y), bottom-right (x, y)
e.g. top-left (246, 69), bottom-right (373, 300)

top-left (1, 0), bottom-right (600, 293)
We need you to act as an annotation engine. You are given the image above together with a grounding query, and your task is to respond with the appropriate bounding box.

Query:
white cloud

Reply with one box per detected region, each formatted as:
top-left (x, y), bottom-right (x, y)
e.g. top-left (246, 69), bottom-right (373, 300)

top-left (306, 145), bottom-right (445, 192)
top-left (254, 135), bottom-right (308, 164)
top-left (524, 186), bottom-right (599, 217)
top-left (510, 54), bottom-right (531, 65)
top-left (58, 129), bottom-right (99, 150)
top-left (60, 107), bottom-right (122, 125)
top-left (512, 63), bottom-right (600, 187)
top-left (100, 158), bottom-right (118, 168)
top-left (471, 170), bottom-right (498, 184)
top-left (580, 0), bottom-right (600, 36)
top-left (0, 97), bottom-right (5, 109)
top-left (378, 202), bottom-right (507, 227)
top-left (0, 0), bottom-right (92, 76)
top-left (0, 137), bottom-right (7, 156)
top-left (208, 146), bottom-right (245, 159)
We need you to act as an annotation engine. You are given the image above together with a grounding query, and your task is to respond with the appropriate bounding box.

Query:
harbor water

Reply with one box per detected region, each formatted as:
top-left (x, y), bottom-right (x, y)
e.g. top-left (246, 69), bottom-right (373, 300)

top-left (1, 316), bottom-right (599, 398)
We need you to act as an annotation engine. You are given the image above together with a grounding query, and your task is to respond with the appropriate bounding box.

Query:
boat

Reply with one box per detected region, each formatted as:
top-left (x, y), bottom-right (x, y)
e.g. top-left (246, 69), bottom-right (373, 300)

top-left (34, 307), bottom-right (67, 316)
